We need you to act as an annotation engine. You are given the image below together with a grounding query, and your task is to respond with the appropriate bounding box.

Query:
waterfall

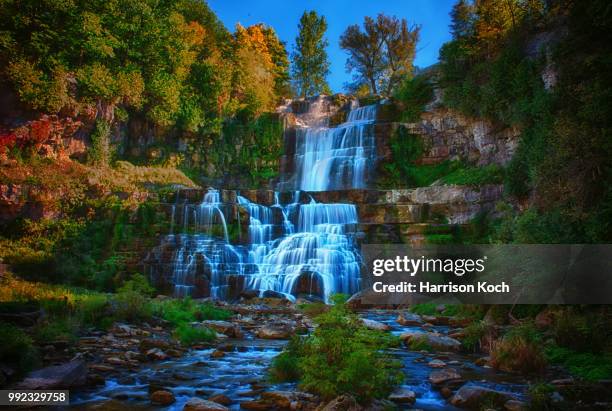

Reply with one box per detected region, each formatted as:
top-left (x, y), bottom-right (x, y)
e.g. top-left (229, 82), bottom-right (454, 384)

top-left (150, 97), bottom-right (376, 302)
top-left (293, 102), bottom-right (377, 191)
top-left (159, 188), bottom-right (361, 302)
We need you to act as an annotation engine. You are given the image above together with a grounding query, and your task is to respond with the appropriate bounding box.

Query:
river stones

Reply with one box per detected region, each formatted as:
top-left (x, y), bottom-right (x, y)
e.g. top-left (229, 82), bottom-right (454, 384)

top-left (388, 388), bottom-right (416, 404)
top-left (428, 359), bottom-right (447, 368)
top-left (400, 331), bottom-right (462, 352)
top-left (208, 394), bottom-right (231, 405)
top-left (145, 347), bottom-right (168, 361)
top-left (396, 312), bottom-right (423, 326)
top-left (361, 318), bottom-right (392, 331)
top-left (429, 369), bottom-right (462, 385)
top-left (17, 360), bottom-right (87, 390)
top-left (183, 398), bottom-right (229, 411)
top-left (256, 325), bottom-right (292, 339)
top-left (450, 385), bottom-right (516, 408)
top-left (319, 394), bottom-right (362, 411)
top-left (200, 320), bottom-right (243, 338)
top-left (150, 390), bottom-right (175, 405)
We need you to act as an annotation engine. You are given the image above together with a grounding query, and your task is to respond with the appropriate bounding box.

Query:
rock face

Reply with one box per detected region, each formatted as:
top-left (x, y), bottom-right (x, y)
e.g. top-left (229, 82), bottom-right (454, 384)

top-left (450, 385), bottom-right (516, 408)
top-left (17, 360), bottom-right (87, 390)
top-left (400, 108), bottom-right (520, 166)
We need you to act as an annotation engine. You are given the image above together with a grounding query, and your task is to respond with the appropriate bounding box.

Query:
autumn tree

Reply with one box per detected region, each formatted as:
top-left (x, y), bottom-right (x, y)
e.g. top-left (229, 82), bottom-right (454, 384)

top-left (291, 11), bottom-right (331, 97)
top-left (340, 14), bottom-right (419, 95)
top-left (450, 0), bottom-right (475, 39)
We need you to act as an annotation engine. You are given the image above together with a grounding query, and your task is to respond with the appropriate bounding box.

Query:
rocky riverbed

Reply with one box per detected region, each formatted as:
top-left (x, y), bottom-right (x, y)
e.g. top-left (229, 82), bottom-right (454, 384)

top-left (14, 299), bottom-right (609, 411)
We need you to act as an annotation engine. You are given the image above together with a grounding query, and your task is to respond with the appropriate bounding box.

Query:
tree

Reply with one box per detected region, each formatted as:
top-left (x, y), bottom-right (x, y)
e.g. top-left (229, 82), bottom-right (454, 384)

top-left (340, 14), bottom-right (419, 95)
top-left (450, 0), bottom-right (475, 39)
top-left (291, 11), bottom-right (331, 97)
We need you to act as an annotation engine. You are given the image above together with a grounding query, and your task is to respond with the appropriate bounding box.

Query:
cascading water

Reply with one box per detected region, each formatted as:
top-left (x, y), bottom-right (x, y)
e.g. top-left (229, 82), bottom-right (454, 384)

top-left (148, 98), bottom-right (377, 302)
top-left (293, 102), bottom-right (377, 191)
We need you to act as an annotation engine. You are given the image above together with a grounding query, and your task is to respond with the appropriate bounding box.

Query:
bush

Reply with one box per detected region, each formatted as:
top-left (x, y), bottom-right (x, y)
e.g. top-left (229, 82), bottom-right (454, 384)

top-left (269, 337), bottom-right (304, 382)
top-left (111, 274), bottom-right (154, 322)
top-left (0, 322), bottom-right (40, 375)
top-left (152, 298), bottom-right (232, 326)
top-left (545, 345), bottom-right (612, 381)
top-left (270, 294), bottom-right (403, 403)
top-left (552, 308), bottom-right (610, 353)
top-left (173, 323), bottom-right (216, 345)
top-left (394, 75), bottom-right (434, 122)
top-left (490, 323), bottom-right (546, 374)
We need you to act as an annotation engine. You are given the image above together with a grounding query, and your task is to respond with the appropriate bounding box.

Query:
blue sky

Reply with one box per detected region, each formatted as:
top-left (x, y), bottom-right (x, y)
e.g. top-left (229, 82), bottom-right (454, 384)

top-left (207, 0), bottom-right (455, 93)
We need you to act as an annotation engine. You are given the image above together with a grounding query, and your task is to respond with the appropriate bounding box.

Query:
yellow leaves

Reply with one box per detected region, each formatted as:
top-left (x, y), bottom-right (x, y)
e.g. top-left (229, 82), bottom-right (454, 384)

top-left (234, 23), bottom-right (274, 70)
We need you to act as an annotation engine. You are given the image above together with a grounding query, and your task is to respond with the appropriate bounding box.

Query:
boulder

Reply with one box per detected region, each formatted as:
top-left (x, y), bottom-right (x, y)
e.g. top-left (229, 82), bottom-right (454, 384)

top-left (208, 394), bottom-right (231, 405)
top-left (146, 348), bottom-right (169, 361)
top-left (429, 369), bottom-right (461, 385)
top-left (450, 385), bottom-right (516, 408)
top-left (17, 360), bottom-right (87, 390)
top-left (183, 398), bottom-right (229, 411)
top-left (396, 312), bottom-right (423, 326)
top-left (239, 400), bottom-right (271, 410)
top-left (256, 325), bottom-right (292, 339)
top-left (318, 394), bottom-right (362, 411)
top-left (200, 320), bottom-right (243, 338)
top-left (504, 399), bottom-right (528, 411)
top-left (400, 332), bottom-right (462, 352)
top-left (150, 390), bottom-right (175, 405)
top-left (361, 318), bottom-right (391, 331)
top-left (140, 338), bottom-right (171, 352)
top-left (428, 359), bottom-right (447, 368)
top-left (388, 388), bottom-right (416, 404)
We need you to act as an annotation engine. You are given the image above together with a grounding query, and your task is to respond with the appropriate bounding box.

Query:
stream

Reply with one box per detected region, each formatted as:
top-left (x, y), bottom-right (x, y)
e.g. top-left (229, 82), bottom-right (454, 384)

top-left (71, 311), bottom-right (528, 410)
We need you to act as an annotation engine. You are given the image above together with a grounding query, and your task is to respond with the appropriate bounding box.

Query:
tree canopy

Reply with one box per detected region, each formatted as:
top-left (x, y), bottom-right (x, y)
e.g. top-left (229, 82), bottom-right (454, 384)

top-left (291, 11), bottom-right (331, 97)
top-left (340, 13), bottom-right (420, 95)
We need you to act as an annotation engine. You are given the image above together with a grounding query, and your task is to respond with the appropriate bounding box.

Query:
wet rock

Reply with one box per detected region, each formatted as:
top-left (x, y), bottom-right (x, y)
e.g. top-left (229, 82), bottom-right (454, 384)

top-left (400, 332), bottom-right (461, 352)
top-left (429, 369), bottom-right (461, 385)
top-left (396, 312), bottom-right (423, 326)
top-left (346, 291), bottom-right (364, 310)
top-left (504, 399), bottom-right (527, 411)
top-left (211, 350), bottom-right (225, 359)
top-left (17, 360), bottom-right (87, 390)
top-left (201, 320), bottom-right (243, 338)
top-left (256, 325), bottom-right (292, 339)
top-left (388, 388), bottom-right (416, 404)
top-left (183, 397), bottom-right (229, 411)
top-left (140, 338), bottom-right (171, 352)
top-left (450, 385), bottom-right (516, 408)
top-left (361, 318), bottom-right (391, 331)
top-left (146, 348), bottom-right (169, 361)
top-left (151, 390), bottom-right (176, 405)
top-left (474, 356), bottom-right (490, 366)
top-left (106, 357), bottom-right (126, 366)
top-left (421, 315), bottom-right (450, 326)
top-left (239, 400), bottom-right (271, 410)
top-left (440, 387), bottom-right (453, 399)
top-left (318, 394), bottom-right (362, 411)
top-left (428, 359), bottom-right (447, 368)
top-left (90, 364), bottom-right (114, 373)
top-left (208, 394), bottom-right (232, 405)
top-left (86, 374), bottom-right (106, 386)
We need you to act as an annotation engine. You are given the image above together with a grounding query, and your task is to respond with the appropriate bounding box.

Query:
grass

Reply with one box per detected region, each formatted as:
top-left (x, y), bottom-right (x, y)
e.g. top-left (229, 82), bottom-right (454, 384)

top-left (490, 323), bottom-right (547, 375)
top-left (546, 345), bottom-right (612, 381)
top-left (174, 323), bottom-right (217, 345)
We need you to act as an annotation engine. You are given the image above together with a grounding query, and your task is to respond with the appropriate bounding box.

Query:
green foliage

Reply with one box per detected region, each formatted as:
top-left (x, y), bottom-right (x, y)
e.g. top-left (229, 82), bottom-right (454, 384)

top-left (292, 11), bottom-right (331, 97)
top-left (112, 274), bottom-right (153, 322)
top-left (340, 14), bottom-right (420, 95)
top-left (545, 346), bottom-right (612, 381)
top-left (491, 323), bottom-right (547, 374)
top-left (552, 308), bottom-right (610, 353)
top-left (528, 383), bottom-right (556, 411)
top-left (0, 322), bottom-right (40, 375)
top-left (269, 336), bottom-right (305, 382)
top-left (462, 320), bottom-right (489, 352)
top-left (88, 120), bottom-right (112, 166)
top-left (394, 75), bottom-right (433, 122)
top-left (173, 323), bottom-right (216, 345)
top-left (152, 298), bottom-right (232, 327)
top-left (270, 294), bottom-right (403, 403)
top-left (441, 163), bottom-right (504, 185)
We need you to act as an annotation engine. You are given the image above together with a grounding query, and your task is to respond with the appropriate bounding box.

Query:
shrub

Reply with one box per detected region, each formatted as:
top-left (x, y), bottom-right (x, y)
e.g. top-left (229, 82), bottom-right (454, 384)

top-left (552, 308), bottom-right (609, 353)
top-left (490, 323), bottom-right (546, 374)
top-left (269, 337), bottom-right (304, 382)
top-left (394, 75), bottom-right (434, 122)
top-left (111, 274), bottom-right (154, 322)
top-left (545, 345), bottom-right (612, 381)
top-left (173, 323), bottom-right (216, 345)
top-left (0, 322), bottom-right (40, 375)
top-left (152, 298), bottom-right (232, 326)
top-left (270, 294), bottom-right (403, 403)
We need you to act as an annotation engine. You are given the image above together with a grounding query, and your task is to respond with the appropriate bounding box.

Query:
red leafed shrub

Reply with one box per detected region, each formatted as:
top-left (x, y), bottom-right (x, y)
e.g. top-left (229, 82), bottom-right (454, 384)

top-left (0, 132), bottom-right (17, 152)
top-left (29, 118), bottom-right (53, 144)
